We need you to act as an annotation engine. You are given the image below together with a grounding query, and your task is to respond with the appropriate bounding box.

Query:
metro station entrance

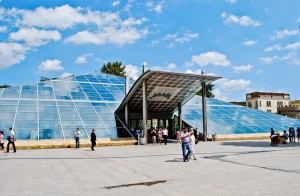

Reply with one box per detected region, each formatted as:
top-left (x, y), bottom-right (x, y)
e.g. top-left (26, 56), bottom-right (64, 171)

top-left (115, 70), bottom-right (221, 143)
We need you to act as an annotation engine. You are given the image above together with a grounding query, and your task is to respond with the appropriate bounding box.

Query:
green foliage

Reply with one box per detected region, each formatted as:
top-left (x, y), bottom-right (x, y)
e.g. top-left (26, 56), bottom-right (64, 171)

top-left (0, 84), bottom-right (12, 89)
top-left (101, 61), bottom-right (125, 77)
top-left (196, 83), bottom-right (215, 98)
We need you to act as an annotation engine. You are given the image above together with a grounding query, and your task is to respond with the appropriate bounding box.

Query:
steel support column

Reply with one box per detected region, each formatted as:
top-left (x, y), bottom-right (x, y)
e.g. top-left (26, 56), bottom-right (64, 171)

top-left (125, 76), bottom-right (129, 127)
top-left (142, 79), bottom-right (148, 144)
top-left (202, 80), bottom-right (207, 141)
top-left (178, 102), bottom-right (182, 132)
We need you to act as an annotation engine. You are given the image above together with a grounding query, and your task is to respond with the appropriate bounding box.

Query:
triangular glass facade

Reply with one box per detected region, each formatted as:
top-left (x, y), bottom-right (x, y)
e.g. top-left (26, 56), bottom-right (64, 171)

top-left (182, 96), bottom-right (300, 134)
top-left (0, 72), bottom-right (126, 140)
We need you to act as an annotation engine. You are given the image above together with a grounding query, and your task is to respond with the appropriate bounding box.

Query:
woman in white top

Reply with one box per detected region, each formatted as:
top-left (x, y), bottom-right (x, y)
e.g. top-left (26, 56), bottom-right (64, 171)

top-left (189, 131), bottom-right (197, 160)
top-left (0, 132), bottom-right (7, 155)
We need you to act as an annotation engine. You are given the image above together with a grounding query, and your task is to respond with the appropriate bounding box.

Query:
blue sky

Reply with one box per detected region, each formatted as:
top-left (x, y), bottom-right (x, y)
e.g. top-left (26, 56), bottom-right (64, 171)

top-left (0, 0), bottom-right (299, 102)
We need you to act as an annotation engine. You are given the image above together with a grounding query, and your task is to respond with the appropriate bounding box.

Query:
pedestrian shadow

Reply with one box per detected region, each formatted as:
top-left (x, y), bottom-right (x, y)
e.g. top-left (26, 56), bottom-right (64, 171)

top-left (221, 140), bottom-right (300, 148)
top-left (165, 158), bottom-right (183, 162)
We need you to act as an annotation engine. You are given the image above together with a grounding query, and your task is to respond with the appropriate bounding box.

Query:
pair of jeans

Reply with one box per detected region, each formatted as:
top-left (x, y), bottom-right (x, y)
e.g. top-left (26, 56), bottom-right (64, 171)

top-left (181, 142), bottom-right (191, 161)
top-left (7, 140), bottom-right (16, 152)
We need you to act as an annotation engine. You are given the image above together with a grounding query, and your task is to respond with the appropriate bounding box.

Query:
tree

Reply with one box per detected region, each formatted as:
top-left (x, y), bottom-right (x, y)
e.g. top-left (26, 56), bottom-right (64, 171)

top-left (101, 61), bottom-right (125, 77)
top-left (0, 84), bottom-right (12, 89)
top-left (196, 83), bottom-right (215, 98)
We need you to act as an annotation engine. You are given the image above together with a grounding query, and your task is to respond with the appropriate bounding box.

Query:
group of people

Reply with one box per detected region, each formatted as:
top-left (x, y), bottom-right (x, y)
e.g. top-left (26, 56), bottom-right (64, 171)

top-left (148, 127), bottom-right (169, 145)
top-left (74, 128), bottom-right (97, 151)
top-left (270, 127), bottom-right (300, 146)
top-left (0, 127), bottom-right (17, 155)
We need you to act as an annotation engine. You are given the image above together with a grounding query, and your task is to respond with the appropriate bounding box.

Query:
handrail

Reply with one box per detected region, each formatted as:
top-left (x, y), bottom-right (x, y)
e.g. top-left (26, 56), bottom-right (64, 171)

top-left (114, 114), bottom-right (136, 139)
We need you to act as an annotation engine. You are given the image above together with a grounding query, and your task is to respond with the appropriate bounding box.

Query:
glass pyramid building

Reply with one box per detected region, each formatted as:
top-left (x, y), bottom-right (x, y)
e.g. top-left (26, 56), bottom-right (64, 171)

top-left (1, 71), bottom-right (300, 140)
top-left (0, 72), bottom-right (127, 140)
top-left (182, 96), bottom-right (300, 134)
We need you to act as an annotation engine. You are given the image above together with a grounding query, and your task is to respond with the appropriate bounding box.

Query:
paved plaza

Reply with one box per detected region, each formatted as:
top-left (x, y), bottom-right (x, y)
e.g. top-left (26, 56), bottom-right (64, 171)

top-left (1, 140), bottom-right (300, 196)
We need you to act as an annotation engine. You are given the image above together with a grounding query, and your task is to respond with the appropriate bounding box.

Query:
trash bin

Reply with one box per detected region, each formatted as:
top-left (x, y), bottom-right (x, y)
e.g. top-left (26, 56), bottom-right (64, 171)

top-left (138, 136), bottom-right (146, 145)
top-left (212, 133), bottom-right (217, 141)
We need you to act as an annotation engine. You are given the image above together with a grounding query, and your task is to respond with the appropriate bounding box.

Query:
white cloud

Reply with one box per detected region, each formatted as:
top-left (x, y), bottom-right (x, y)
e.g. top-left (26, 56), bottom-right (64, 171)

top-left (174, 32), bottom-right (199, 43)
top-left (232, 64), bottom-right (254, 71)
top-left (264, 42), bottom-right (300, 52)
top-left (184, 69), bottom-right (215, 76)
top-left (221, 12), bottom-right (261, 27)
top-left (191, 51), bottom-right (230, 66)
top-left (226, 0), bottom-right (237, 4)
top-left (270, 29), bottom-right (298, 40)
top-left (9, 28), bottom-right (61, 47)
top-left (112, 1), bottom-right (120, 7)
top-left (281, 52), bottom-right (300, 65)
top-left (0, 26), bottom-right (7, 32)
top-left (146, 1), bottom-right (164, 14)
top-left (65, 27), bottom-right (148, 45)
top-left (213, 78), bottom-right (251, 101)
top-left (167, 63), bottom-right (177, 70)
top-left (124, 64), bottom-right (140, 80)
top-left (284, 42), bottom-right (300, 50)
top-left (75, 53), bottom-right (92, 64)
top-left (38, 59), bottom-right (64, 73)
top-left (60, 72), bottom-right (73, 78)
top-left (242, 40), bottom-right (257, 46)
top-left (0, 42), bottom-right (27, 69)
top-left (259, 56), bottom-right (278, 64)
top-left (264, 44), bottom-right (282, 52)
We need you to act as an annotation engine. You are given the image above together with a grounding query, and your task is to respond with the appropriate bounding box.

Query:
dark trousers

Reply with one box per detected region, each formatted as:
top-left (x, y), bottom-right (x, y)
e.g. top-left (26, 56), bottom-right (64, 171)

top-left (0, 143), bottom-right (4, 149)
top-left (75, 137), bottom-right (80, 148)
top-left (163, 135), bottom-right (168, 145)
top-left (91, 140), bottom-right (96, 150)
top-left (7, 141), bottom-right (16, 152)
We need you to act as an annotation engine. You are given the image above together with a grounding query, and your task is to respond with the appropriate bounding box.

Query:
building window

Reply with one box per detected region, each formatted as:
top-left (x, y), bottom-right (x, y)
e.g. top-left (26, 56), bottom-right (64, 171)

top-left (255, 101), bottom-right (258, 109)
top-left (266, 101), bottom-right (271, 107)
top-left (248, 102), bottom-right (252, 108)
top-left (259, 101), bottom-right (261, 107)
top-left (267, 110), bottom-right (271, 113)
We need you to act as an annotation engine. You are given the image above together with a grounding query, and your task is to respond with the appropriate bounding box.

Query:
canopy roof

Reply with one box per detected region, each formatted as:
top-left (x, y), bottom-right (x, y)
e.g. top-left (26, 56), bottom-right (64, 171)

top-left (116, 70), bottom-right (221, 114)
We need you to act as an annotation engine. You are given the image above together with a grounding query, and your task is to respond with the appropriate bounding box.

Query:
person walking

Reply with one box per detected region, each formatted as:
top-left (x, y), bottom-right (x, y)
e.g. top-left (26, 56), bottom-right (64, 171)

top-left (296, 127), bottom-right (300, 143)
top-left (188, 131), bottom-right (197, 160)
top-left (0, 131), bottom-right (7, 155)
top-left (194, 128), bottom-right (198, 144)
top-left (162, 128), bottom-right (168, 145)
top-left (291, 127), bottom-right (296, 143)
top-left (175, 129), bottom-right (181, 144)
top-left (157, 128), bottom-right (162, 145)
top-left (91, 129), bottom-right (97, 151)
top-left (181, 128), bottom-right (192, 162)
top-left (151, 128), bottom-right (156, 145)
top-left (6, 127), bottom-right (16, 153)
top-left (74, 128), bottom-right (80, 149)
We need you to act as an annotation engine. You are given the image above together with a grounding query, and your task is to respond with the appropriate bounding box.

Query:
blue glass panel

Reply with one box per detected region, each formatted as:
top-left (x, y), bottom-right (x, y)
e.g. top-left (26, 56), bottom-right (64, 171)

top-left (1, 87), bottom-right (21, 98)
top-left (20, 85), bottom-right (37, 99)
top-left (14, 129), bottom-right (38, 140)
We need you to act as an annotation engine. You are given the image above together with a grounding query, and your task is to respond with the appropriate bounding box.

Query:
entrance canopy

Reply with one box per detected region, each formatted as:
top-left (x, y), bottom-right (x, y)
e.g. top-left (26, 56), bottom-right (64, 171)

top-left (116, 70), bottom-right (221, 114)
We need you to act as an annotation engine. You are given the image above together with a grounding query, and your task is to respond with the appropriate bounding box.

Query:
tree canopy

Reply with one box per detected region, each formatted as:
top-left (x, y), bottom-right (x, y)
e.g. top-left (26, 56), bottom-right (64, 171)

top-left (0, 84), bottom-right (12, 89)
top-left (196, 83), bottom-right (215, 98)
top-left (100, 61), bottom-right (125, 77)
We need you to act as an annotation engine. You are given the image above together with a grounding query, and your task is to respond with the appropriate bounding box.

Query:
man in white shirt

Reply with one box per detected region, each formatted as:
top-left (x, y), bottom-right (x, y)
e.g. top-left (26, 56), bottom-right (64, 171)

top-left (181, 128), bottom-right (192, 162)
top-left (162, 128), bottom-right (168, 145)
top-left (74, 128), bottom-right (81, 149)
top-left (7, 127), bottom-right (16, 153)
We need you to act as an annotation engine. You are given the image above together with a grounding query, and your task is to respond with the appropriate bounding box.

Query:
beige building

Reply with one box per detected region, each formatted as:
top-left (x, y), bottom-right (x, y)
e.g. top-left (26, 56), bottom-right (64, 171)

top-left (246, 92), bottom-right (290, 113)
top-left (278, 100), bottom-right (300, 119)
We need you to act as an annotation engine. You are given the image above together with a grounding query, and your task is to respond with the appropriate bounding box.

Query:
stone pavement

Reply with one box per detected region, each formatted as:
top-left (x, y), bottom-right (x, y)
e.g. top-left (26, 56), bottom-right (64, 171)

top-left (1, 140), bottom-right (300, 196)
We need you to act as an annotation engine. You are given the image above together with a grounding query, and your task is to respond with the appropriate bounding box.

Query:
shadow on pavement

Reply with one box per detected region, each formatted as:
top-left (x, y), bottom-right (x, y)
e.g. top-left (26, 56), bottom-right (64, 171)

top-left (221, 140), bottom-right (300, 148)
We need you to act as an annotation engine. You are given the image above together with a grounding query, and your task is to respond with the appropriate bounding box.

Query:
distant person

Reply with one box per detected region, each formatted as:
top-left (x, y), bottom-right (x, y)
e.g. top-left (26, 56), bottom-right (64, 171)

top-left (181, 128), bottom-right (192, 162)
top-left (175, 129), bottom-right (181, 144)
top-left (283, 130), bottom-right (288, 140)
top-left (188, 131), bottom-right (197, 160)
top-left (288, 127), bottom-right (292, 143)
top-left (157, 128), bottom-right (162, 145)
top-left (291, 127), bottom-right (296, 143)
top-left (0, 131), bottom-right (7, 155)
top-left (270, 128), bottom-right (278, 146)
top-left (151, 128), bottom-right (157, 145)
top-left (74, 128), bottom-right (80, 149)
top-left (91, 129), bottom-right (97, 151)
top-left (162, 128), bottom-right (168, 145)
top-left (297, 127), bottom-right (300, 143)
top-left (194, 128), bottom-right (198, 144)
top-left (7, 127), bottom-right (16, 153)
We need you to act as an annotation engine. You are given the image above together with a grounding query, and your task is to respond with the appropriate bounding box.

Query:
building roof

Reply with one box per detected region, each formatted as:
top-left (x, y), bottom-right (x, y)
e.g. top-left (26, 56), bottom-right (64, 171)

top-left (116, 70), bottom-right (222, 113)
